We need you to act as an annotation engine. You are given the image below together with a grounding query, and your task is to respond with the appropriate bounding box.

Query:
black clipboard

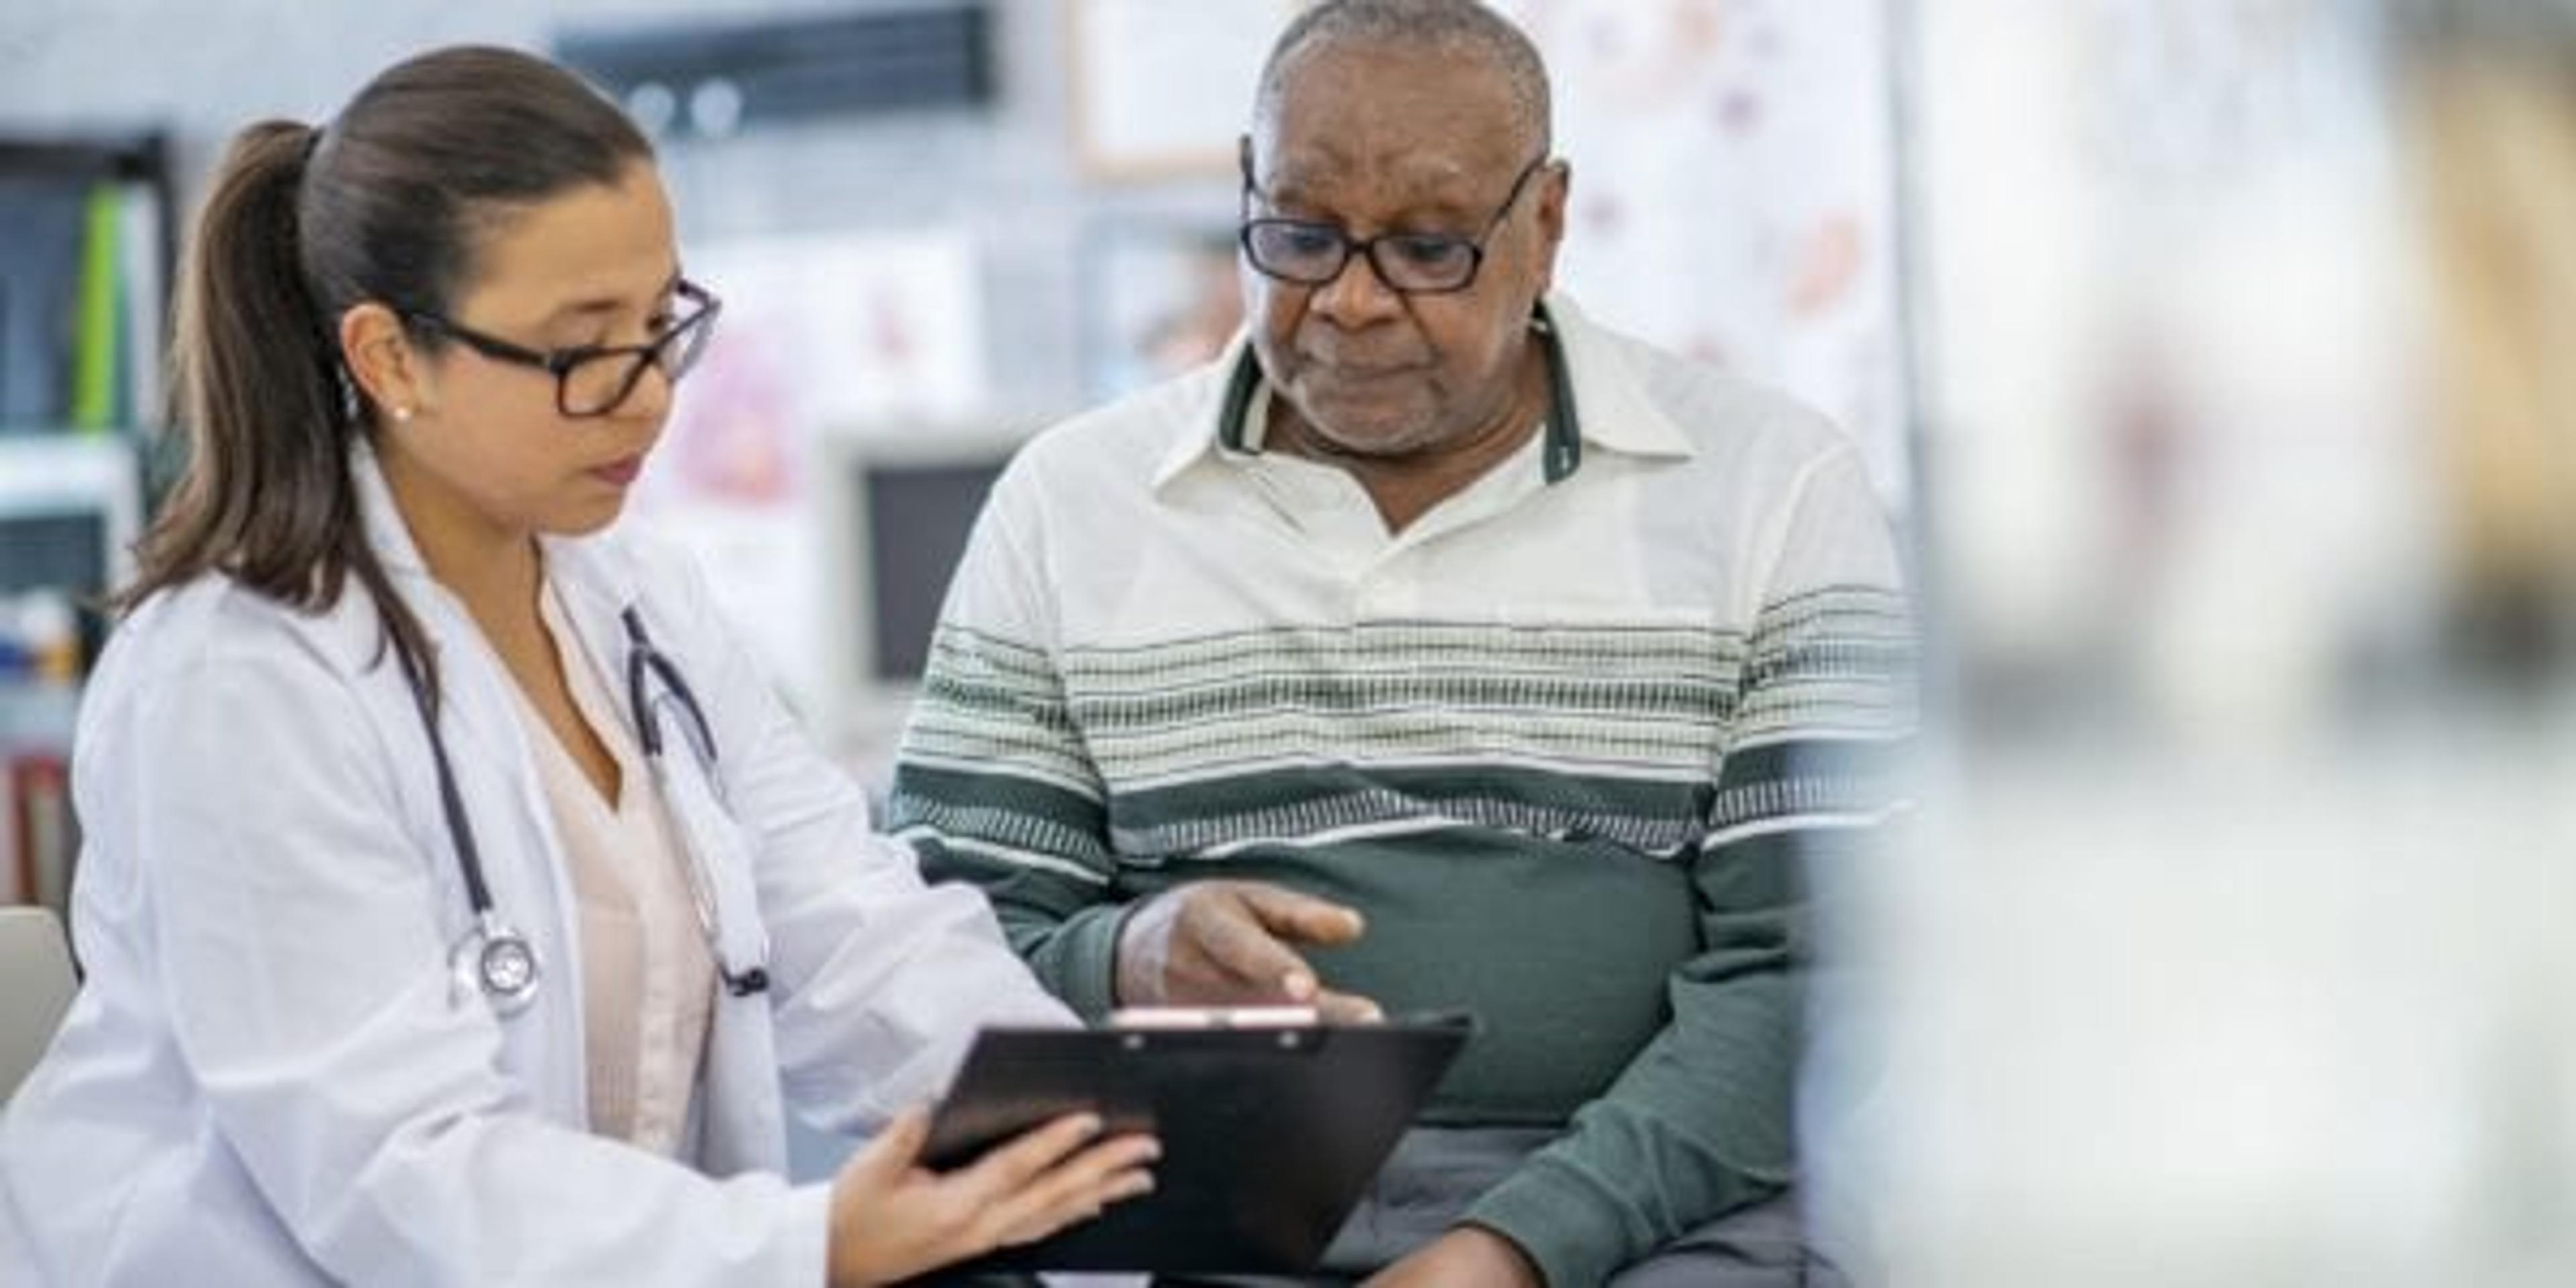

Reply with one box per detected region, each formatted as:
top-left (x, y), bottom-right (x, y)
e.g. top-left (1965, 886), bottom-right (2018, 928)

top-left (919, 1011), bottom-right (1474, 1275)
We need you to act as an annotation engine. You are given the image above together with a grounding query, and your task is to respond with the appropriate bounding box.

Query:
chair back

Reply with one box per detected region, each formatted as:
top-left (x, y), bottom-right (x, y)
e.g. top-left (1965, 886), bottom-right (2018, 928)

top-left (0, 905), bottom-right (78, 1104)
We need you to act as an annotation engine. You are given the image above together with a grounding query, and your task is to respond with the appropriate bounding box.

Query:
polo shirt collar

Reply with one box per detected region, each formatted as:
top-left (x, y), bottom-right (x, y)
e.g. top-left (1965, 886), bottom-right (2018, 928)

top-left (1150, 290), bottom-right (1693, 494)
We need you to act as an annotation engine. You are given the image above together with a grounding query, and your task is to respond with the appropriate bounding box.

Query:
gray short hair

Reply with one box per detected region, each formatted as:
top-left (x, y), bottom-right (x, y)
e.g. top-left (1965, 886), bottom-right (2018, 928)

top-left (1253, 0), bottom-right (1552, 154)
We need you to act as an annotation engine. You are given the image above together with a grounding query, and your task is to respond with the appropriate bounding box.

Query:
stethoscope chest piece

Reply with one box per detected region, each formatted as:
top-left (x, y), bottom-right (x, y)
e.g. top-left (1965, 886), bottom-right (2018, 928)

top-left (450, 910), bottom-right (541, 1016)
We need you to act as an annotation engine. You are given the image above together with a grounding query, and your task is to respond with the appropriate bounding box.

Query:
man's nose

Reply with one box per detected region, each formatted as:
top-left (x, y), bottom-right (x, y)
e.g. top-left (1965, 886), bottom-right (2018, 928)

top-left (1307, 241), bottom-right (1406, 327)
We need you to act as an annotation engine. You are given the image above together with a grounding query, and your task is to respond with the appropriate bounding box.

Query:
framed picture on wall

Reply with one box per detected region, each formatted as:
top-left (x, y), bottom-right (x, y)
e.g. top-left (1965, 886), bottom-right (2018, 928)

top-left (1066, 0), bottom-right (1297, 180)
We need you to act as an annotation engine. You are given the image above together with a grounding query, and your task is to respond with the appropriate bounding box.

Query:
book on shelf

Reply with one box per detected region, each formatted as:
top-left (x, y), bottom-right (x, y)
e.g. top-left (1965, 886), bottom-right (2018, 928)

top-left (0, 176), bottom-right (89, 428)
top-left (8, 751), bottom-right (75, 915)
top-left (0, 759), bottom-right (17, 905)
top-left (72, 184), bottom-right (121, 430)
top-left (119, 182), bottom-right (164, 429)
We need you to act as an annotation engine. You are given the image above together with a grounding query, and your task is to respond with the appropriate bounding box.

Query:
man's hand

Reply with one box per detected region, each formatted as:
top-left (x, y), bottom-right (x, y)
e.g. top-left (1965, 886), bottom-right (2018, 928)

top-left (1114, 878), bottom-right (1382, 1021)
top-left (1364, 1226), bottom-right (1545, 1288)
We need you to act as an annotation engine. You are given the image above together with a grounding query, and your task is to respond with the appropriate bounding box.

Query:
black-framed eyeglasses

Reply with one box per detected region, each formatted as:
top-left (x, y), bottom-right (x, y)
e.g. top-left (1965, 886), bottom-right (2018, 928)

top-left (402, 278), bottom-right (722, 418)
top-left (1238, 151), bottom-right (1551, 295)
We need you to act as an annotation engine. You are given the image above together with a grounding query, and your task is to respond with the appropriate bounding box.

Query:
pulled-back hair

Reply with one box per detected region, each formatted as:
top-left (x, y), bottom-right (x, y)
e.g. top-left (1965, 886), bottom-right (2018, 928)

top-left (129, 45), bottom-right (651, 700)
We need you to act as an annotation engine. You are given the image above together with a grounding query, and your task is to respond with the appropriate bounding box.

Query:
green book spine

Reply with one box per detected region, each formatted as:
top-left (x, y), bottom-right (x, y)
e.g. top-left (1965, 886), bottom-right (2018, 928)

top-left (70, 184), bottom-right (122, 433)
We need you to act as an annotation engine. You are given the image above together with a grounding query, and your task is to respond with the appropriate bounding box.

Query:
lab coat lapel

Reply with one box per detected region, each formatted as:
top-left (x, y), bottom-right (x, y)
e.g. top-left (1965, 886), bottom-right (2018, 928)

top-left (349, 447), bottom-right (594, 1125)
top-left (541, 537), bottom-right (775, 973)
top-left (543, 534), bottom-right (789, 1176)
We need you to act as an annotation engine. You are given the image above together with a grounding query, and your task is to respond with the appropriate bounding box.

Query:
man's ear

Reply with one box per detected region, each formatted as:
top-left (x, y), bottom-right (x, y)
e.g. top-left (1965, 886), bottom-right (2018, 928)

top-left (1531, 159), bottom-right (1572, 294)
top-left (339, 301), bottom-right (430, 423)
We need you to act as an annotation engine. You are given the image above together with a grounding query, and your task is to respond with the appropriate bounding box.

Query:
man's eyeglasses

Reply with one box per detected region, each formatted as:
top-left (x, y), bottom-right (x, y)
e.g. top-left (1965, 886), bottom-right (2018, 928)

top-left (1238, 152), bottom-right (1550, 295)
top-left (402, 279), bottom-right (722, 418)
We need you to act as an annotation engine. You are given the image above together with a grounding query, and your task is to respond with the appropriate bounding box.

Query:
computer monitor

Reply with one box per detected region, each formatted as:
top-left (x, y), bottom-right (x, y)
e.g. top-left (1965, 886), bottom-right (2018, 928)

top-left (810, 419), bottom-right (1034, 776)
top-left (0, 437), bottom-right (138, 590)
top-left (857, 455), bottom-right (1008, 684)
top-left (0, 435), bottom-right (142, 672)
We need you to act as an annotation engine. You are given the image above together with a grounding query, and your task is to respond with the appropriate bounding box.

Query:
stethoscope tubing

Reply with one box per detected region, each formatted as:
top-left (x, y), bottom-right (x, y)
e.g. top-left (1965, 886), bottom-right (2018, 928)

top-left (400, 600), bottom-right (764, 1014)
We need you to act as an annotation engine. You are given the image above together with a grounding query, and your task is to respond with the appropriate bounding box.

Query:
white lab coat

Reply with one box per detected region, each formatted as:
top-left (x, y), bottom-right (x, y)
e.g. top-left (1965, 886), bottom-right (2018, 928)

top-left (0, 449), bottom-right (1074, 1285)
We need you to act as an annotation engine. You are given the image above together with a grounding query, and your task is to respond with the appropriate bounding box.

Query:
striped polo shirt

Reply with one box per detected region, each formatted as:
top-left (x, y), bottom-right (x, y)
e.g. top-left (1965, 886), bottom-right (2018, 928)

top-left (892, 292), bottom-right (1912, 1283)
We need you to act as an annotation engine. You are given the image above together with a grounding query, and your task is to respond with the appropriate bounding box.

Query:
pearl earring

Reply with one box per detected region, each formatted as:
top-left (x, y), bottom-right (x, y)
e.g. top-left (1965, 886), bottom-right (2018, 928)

top-left (392, 405), bottom-right (414, 423)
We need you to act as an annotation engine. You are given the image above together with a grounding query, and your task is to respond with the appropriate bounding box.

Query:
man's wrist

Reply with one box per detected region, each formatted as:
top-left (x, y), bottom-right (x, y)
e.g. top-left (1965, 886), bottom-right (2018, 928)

top-left (1046, 901), bottom-right (1141, 1020)
top-left (1108, 894), bottom-right (1157, 1006)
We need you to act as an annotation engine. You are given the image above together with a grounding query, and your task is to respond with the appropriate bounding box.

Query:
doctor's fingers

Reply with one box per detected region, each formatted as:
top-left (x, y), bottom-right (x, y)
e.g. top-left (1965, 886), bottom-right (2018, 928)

top-left (978, 1132), bottom-right (1161, 1248)
top-left (951, 1110), bottom-right (1114, 1201)
top-left (843, 1104), bottom-right (935, 1185)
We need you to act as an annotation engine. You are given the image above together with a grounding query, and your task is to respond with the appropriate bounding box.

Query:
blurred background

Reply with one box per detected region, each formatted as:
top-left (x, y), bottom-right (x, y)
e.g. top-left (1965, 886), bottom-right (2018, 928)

top-left (4, 1), bottom-right (2575, 1284)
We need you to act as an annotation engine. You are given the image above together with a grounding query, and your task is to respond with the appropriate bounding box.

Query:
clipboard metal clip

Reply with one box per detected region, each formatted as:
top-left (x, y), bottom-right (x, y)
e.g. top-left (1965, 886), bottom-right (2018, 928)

top-left (1108, 1005), bottom-right (1322, 1030)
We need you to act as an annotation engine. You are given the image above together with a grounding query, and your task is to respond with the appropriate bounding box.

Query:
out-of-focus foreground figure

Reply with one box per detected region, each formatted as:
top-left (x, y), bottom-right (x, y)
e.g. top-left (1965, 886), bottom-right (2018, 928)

top-left (1819, 3), bottom-right (2576, 1285)
top-left (2415, 5), bottom-right (2576, 676)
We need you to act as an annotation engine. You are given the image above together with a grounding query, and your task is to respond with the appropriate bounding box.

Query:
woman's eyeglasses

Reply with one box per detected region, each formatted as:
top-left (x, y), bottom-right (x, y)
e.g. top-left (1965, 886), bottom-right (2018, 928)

top-left (401, 278), bottom-right (722, 418)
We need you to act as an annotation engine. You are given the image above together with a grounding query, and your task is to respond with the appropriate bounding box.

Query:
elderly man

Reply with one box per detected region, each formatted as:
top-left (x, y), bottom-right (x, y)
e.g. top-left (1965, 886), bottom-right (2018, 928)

top-left (892, 1), bottom-right (1911, 1283)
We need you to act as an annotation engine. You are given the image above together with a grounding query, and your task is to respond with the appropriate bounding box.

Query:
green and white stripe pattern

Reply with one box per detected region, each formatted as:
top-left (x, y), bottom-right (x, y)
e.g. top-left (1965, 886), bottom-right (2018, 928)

top-left (898, 593), bottom-right (1911, 874)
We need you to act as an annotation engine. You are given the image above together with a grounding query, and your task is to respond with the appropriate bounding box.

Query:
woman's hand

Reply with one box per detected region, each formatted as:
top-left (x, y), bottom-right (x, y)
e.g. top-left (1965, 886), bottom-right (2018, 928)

top-left (825, 1106), bottom-right (1159, 1286)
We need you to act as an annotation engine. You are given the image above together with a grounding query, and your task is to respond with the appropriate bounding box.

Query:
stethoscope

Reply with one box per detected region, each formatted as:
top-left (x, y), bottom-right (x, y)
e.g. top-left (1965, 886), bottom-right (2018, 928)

top-left (396, 605), bottom-right (771, 1018)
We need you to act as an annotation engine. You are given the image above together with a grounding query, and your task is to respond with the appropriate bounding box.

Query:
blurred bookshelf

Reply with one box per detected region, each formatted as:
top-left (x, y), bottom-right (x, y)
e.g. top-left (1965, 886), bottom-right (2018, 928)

top-left (0, 129), bottom-right (170, 914)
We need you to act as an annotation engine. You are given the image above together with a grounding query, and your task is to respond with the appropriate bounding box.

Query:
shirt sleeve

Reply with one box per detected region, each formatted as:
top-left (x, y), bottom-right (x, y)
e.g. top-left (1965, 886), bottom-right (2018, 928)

top-left (883, 465), bottom-right (1135, 1019)
top-left (1464, 445), bottom-right (1918, 1286)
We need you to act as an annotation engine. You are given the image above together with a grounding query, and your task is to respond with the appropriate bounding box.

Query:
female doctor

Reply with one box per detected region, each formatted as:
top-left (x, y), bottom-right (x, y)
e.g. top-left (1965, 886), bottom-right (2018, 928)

top-left (0, 45), bottom-right (1155, 1286)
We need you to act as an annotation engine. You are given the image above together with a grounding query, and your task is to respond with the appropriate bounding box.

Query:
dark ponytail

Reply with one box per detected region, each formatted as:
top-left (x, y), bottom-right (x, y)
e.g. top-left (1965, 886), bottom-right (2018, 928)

top-left (132, 120), bottom-right (355, 613)
top-left (123, 46), bottom-right (652, 697)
